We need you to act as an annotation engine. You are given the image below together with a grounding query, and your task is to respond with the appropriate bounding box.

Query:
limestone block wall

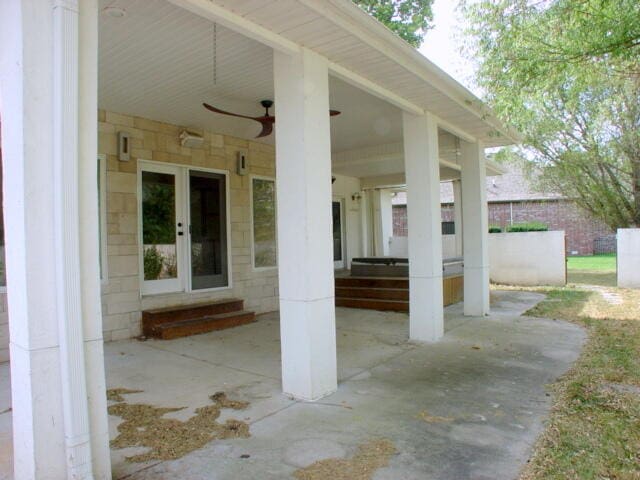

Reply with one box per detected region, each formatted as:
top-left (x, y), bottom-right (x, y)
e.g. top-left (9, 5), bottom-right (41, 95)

top-left (99, 110), bottom-right (279, 341)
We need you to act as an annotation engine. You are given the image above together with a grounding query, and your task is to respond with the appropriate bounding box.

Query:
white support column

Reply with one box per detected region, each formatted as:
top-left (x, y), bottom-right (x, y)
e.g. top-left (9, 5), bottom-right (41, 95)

top-left (274, 48), bottom-right (337, 401)
top-left (372, 189), bottom-right (393, 256)
top-left (452, 180), bottom-right (463, 257)
top-left (0, 1), bottom-right (110, 478)
top-left (403, 112), bottom-right (443, 342)
top-left (460, 141), bottom-right (490, 316)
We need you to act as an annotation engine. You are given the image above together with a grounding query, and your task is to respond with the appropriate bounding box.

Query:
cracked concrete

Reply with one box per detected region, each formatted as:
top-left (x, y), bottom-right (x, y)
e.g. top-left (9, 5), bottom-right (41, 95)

top-left (0, 290), bottom-right (586, 480)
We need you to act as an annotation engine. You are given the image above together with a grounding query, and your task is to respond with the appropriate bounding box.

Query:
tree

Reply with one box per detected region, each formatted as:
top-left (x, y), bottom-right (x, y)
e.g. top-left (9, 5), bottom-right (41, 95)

top-left (352, 0), bottom-right (435, 47)
top-left (464, 0), bottom-right (640, 229)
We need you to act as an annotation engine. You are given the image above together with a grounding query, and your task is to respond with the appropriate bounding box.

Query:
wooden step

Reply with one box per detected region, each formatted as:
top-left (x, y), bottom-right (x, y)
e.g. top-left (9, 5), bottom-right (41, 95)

top-left (152, 310), bottom-right (256, 340)
top-left (142, 298), bottom-right (245, 336)
top-left (335, 276), bottom-right (409, 289)
top-left (335, 286), bottom-right (409, 301)
top-left (335, 297), bottom-right (409, 312)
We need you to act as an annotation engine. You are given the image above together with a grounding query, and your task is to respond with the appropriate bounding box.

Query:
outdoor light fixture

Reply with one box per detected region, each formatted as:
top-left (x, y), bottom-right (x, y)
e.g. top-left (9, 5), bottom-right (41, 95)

top-left (102, 6), bottom-right (127, 18)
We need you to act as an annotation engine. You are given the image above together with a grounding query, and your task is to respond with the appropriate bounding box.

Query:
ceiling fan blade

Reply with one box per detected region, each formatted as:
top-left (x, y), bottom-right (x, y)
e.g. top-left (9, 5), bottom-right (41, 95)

top-left (203, 103), bottom-right (259, 121)
top-left (329, 110), bottom-right (341, 116)
top-left (255, 121), bottom-right (274, 138)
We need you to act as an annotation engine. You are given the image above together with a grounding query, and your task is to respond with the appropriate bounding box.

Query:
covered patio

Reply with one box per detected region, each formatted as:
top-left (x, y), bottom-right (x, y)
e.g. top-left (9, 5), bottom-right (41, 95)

top-left (0, 0), bottom-right (528, 478)
top-left (0, 291), bottom-right (585, 479)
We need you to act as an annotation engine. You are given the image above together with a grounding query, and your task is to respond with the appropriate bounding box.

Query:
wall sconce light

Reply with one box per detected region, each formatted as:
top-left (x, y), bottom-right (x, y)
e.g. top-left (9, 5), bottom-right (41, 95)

top-left (351, 192), bottom-right (362, 201)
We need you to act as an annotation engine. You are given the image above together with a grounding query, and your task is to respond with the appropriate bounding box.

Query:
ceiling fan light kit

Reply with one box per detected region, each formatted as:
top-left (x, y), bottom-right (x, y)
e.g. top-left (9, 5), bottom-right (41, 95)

top-left (203, 100), bottom-right (340, 139)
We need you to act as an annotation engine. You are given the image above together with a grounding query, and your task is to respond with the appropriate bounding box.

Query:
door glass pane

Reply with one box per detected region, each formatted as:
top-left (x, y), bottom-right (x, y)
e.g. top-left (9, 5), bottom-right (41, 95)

top-left (333, 201), bottom-right (342, 262)
top-left (190, 171), bottom-right (228, 289)
top-left (142, 171), bottom-right (178, 281)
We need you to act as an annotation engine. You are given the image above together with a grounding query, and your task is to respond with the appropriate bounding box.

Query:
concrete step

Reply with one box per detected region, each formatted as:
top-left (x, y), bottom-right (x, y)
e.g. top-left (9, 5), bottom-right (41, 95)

top-left (142, 298), bottom-right (245, 336)
top-left (151, 310), bottom-right (256, 340)
top-left (335, 286), bottom-right (409, 301)
top-left (335, 297), bottom-right (409, 312)
top-left (335, 276), bottom-right (409, 289)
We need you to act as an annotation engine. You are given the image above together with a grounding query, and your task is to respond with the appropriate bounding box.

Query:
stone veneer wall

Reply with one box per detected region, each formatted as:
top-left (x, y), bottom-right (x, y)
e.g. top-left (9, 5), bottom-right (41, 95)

top-left (99, 110), bottom-right (279, 341)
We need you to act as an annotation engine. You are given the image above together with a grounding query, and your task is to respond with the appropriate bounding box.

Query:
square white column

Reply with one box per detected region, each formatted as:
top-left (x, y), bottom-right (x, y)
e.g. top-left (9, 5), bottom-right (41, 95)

top-left (403, 111), bottom-right (444, 342)
top-left (273, 48), bottom-right (337, 400)
top-left (452, 180), bottom-right (463, 257)
top-left (461, 140), bottom-right (490, 316)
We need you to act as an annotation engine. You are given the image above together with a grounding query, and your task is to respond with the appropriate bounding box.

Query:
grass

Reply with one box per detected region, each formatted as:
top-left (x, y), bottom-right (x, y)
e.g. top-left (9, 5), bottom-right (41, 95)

top-left (515, 285), bottom-right (640, 480)
top-left (567, 254), bottom-right (617, 272)
top-left (567, 254), bottom-right (617, 287)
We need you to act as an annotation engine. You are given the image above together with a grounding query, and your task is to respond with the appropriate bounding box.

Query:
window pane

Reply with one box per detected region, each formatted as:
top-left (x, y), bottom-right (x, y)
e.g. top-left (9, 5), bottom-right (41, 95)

top-left (142, 171), bottom-right (178, 281)
top-left (252, 178), bottom-right (277, 268)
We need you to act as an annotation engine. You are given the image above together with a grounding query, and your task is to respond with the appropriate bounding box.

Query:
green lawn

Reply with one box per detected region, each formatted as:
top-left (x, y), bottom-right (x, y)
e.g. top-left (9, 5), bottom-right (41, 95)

top-left (567, 254), bottom-right (617, 287)
top-left (567, 254), bottom-right (616, 271)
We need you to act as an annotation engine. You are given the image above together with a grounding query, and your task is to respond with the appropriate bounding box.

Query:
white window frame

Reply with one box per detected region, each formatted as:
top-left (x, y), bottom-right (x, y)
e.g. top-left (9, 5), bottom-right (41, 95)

top-left (98, 154), bottom-right (108, 284)
top-left (250, 175), bottom-right (278, 271)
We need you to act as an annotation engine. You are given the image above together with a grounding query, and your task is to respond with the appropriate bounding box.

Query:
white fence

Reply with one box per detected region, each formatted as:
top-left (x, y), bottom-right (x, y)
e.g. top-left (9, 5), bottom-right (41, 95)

top-left (617, 228), bottom-right (640, 288)
top-left (489, 231), bottom-right (566, 286)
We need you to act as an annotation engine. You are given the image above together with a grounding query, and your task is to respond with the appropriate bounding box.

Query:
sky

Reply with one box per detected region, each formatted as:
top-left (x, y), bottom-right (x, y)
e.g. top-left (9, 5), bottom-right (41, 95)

top-left (418, 0), bottom-right (479, 96)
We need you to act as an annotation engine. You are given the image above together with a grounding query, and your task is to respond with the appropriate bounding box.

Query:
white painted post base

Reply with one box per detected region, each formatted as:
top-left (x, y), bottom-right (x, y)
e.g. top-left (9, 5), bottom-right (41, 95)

top-left (274, 48), bottom-right (337, 400)
top-left (403, 111), bottom-right (444, 342)
top-left (461, 140), bottom-right (490, 316)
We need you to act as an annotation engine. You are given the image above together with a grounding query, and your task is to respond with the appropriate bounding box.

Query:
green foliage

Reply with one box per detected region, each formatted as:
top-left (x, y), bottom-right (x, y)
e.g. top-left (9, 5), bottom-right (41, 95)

top-left (488, 225), bottom-right (502, 233)
top-left (463, 0), bottom-right (640, 229)
top-left (143, 246), bottom-right (164, 281)
top-left (351, 0), bottom-right (435, 47)
top-left (505, 222), bottom-right (548, 232)
top-left (142, 182), bottom-right (176, 244)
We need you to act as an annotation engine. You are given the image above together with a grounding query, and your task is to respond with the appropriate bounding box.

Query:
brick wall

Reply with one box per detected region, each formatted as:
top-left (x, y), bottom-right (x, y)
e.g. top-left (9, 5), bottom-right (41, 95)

top-left (393, 199), bottom-right (613, 256)
top-left (99, 110), bottom-right (279, 341)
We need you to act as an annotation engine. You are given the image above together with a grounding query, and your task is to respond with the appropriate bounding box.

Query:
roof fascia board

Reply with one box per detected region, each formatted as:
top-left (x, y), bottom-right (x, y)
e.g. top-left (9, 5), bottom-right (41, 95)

top-left (166, 0), bottom-right (300, 54)
top-left (299, 0), bottom-right (520, 143)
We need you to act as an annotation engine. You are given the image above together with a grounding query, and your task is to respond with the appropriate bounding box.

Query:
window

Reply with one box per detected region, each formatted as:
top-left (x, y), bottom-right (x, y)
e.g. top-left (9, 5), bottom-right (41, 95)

top-left (442, 221), bottom-right (455, 235)
top-left (98, 155), bottom-right (108, 281)
top-left (251, 177), bottom-right (277, 268)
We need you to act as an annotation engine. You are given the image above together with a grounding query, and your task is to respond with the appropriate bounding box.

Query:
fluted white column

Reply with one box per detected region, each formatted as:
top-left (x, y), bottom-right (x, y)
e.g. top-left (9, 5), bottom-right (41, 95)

top-left (273, 48), bottom-right (337, 400)
top-left (403, 111), bottom-right (444, 342)
top-left (0, 1), bottom-right (109, 477)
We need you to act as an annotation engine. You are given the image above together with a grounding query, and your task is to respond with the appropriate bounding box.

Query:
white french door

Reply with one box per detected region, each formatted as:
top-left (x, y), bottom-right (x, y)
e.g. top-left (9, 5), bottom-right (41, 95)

top-left (139, 163), bottom-right (185, 295)
top-left (139, 162), bottom-right (230, 296)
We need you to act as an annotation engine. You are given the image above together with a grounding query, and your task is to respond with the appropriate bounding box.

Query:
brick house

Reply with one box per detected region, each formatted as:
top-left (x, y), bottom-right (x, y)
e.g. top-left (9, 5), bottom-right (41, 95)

top-left (392, 163), bottom-right (614, 255)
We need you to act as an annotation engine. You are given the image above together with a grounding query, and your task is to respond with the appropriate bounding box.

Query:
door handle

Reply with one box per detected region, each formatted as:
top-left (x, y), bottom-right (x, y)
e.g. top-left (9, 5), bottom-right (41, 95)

top-left (177, 231), bottom-right (184, 236)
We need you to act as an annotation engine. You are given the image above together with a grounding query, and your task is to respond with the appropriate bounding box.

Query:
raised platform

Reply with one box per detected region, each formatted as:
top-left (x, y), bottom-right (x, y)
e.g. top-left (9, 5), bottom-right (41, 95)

top-left (350, 256), bottom-right (463, 278)
top-left (335, 274), bottom-right (463, 312)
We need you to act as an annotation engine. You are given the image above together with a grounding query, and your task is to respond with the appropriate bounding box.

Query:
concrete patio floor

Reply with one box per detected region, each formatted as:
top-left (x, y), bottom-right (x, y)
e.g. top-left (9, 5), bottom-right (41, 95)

top-left (0, 290), bottom-right (585, 480)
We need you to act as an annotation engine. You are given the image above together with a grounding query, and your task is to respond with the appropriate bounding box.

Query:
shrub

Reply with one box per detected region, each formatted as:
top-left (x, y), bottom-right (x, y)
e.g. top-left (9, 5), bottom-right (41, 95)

top-left (143, 246), bottom-right (164, 280)
top-left (489, 226), bottom-right (502, 233)
top-left (506, 222), bottom-right (548, 232)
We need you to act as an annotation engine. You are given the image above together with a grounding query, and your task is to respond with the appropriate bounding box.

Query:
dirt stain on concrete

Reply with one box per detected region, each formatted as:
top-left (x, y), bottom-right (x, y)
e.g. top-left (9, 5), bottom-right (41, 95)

top-left (107, 389), bottom-right (250, 462)
top-left (293, 438), bottom-right (396, 480)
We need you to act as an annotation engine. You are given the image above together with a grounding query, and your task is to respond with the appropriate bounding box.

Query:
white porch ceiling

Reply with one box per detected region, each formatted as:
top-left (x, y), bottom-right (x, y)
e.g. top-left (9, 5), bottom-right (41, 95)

top-left (99, 0), bottom-right (403, 154)
top-left (98, 0), bottom-right (507, 180)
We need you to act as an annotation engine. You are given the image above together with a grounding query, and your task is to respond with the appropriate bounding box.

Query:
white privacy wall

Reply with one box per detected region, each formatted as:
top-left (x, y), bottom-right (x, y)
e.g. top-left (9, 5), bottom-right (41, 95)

top-left (617, 228), bottom-right (640, 288)
top-left (489, 231), bottom-right (566, 286)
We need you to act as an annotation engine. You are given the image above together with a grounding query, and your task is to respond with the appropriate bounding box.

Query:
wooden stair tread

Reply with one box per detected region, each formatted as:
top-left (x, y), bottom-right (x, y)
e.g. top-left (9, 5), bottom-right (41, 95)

top-left (154, 310), bottom-right (255, 330)
top-left (144, 298), bottom-right (243, 315)
top-left (151, 310), bottom-right (256, 340)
